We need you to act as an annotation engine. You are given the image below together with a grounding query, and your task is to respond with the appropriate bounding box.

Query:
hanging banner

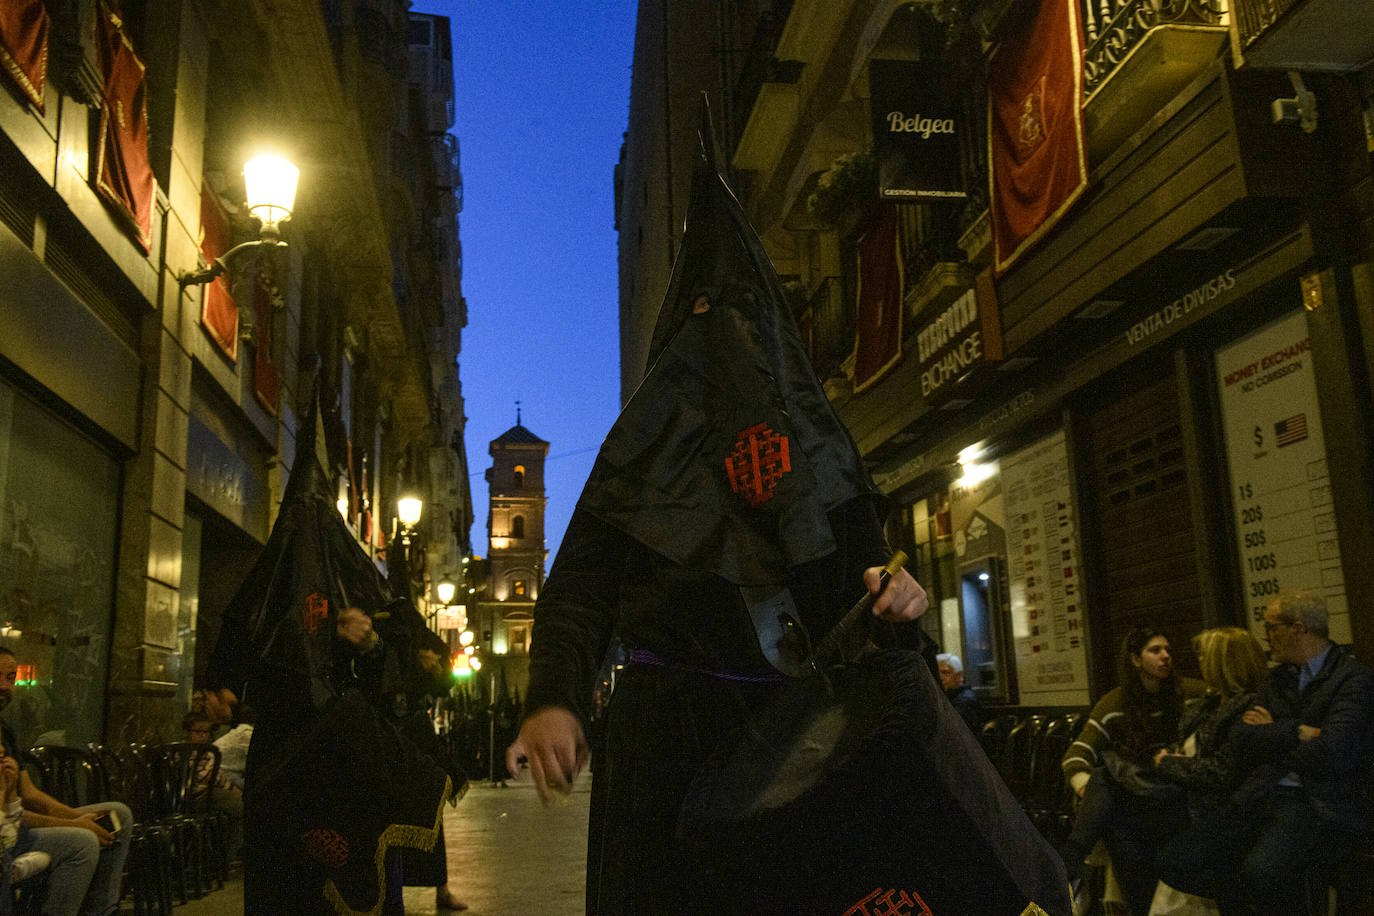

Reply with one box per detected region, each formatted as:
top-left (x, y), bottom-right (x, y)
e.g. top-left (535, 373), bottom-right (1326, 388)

top-left (1004, 430), bottom-right (1090, 707)
top-left (869, 59), bottom-right (965, 201)
top-left (852, 206), bottom-right (904, 392)
top-left (0, 0), bottom-right (48, 112)
top-left (987, 0), bottom-right (1088, 274)
top-left (1215, 309), bottom-right (1349, 643)
top-left (93, 3), bottom-right (154, 253)
top-left (199, 184), bottom-right (239, 360)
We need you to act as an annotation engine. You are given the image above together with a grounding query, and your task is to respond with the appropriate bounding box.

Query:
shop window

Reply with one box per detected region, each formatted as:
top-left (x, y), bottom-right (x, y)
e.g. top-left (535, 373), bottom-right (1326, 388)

top-left (0, 379), bottom-right (118, 747)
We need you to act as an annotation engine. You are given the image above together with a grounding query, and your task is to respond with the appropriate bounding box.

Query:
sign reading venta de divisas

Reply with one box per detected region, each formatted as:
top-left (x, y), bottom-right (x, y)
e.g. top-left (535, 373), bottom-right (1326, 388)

top-left (917, 269), bottom-right (1004, 403)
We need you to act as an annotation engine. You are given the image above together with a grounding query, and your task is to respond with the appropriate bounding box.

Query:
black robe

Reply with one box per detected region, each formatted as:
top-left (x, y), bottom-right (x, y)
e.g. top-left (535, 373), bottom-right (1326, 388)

top-left (208, 396), bottom-right (453, 914)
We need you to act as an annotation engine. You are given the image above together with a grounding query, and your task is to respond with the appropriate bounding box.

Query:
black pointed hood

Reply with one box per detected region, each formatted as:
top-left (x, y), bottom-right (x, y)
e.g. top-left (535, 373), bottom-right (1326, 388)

top-left (210, 382), bottom-right (394, 707)
top-left (575, 100), bottom-right (881, 586)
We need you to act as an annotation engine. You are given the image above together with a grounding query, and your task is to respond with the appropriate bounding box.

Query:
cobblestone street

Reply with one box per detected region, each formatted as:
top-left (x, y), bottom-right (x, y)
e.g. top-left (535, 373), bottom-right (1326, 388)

top-left (171, 772), bottom-right (591, 915)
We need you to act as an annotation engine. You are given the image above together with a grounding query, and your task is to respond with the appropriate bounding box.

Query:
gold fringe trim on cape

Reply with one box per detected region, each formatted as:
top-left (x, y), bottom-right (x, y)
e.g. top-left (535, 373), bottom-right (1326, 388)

top-left (323, 774), bottom-right (454, 915)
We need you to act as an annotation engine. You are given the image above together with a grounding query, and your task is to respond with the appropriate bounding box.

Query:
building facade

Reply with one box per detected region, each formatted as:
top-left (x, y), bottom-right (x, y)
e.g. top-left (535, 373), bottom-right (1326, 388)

top-left (0, 0), bottom-right (473, 745)
top-left (616, 0), bottom-right (1374, 709)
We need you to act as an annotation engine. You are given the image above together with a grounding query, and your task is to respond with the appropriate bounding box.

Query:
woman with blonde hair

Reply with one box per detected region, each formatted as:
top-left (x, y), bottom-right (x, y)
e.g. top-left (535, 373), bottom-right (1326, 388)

top-left (1151, 626), bottom-right (1269, 810)
top-left (1146, 627), bottom-right (1269, 915)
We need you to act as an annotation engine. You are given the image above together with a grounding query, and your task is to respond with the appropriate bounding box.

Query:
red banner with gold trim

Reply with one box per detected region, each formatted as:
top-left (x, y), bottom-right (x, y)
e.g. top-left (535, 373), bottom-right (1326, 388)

top-left (199, 184), bottom-right (239, 360)
top-left (853, 206), bottom-right (904, 393)
top-left (0, 0), bottom-right (48, 113)
top-left (94, 3), bottom-right (154, 253)
top-left (987, 0), bottom-right (1088, 275)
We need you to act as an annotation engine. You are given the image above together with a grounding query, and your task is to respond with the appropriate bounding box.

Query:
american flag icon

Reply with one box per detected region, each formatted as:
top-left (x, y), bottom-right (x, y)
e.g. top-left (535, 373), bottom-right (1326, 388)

top-left (1275, 413), bottom-right (1308, 448)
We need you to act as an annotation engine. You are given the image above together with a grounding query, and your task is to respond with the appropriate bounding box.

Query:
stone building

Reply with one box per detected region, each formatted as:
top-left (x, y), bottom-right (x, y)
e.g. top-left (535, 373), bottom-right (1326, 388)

top-left (617, 0), bottom-right (1374, 707)
top-left (0, 0), bottom-right (473, 744)
top-left (471, 415), bottom-right (549, 700)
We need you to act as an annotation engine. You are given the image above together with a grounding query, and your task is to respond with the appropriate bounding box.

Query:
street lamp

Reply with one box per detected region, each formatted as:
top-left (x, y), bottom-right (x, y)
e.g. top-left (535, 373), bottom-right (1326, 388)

top-left (179, 154), bottom-right (299, 292)
top-left (397, 494), bottom-right (423, 531)
top-left (436, 580), bottom-right (456, 606)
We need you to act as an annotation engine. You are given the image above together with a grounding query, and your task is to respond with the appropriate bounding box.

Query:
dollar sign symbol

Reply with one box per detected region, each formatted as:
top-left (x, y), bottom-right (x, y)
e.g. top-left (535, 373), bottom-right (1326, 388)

top-left (1254, 426), bottom-right (1263, 447)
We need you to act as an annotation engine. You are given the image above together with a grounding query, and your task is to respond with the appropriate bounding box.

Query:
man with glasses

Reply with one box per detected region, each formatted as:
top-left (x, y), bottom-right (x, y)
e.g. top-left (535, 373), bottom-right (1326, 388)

top-left (1160, 591), bottom-right (1374, 914)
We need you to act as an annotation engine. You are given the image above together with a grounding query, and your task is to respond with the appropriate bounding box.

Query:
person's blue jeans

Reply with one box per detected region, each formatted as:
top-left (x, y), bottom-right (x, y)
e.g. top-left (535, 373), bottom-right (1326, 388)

top-left (27, 801), bottom-right (133, 916)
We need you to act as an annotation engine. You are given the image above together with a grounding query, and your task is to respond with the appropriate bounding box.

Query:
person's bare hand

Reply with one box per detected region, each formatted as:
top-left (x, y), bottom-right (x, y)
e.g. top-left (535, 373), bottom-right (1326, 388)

top-left (1243, 705), bottom-right (1274, 725)
top-left (73, 811), bottom-right (115, 847)
top-left (0, 754), bottom-right (17, 786)
top-left (337, 607), bottom-right (378, 650)
top-left (505, 706), bottom-right (588, 806)
top-left (1153, 748), bottom-right (1172, 766)
top-left (1298, 725), bottom-right (1321, 741)
top-left (866, 566), bottom-right (928, 622)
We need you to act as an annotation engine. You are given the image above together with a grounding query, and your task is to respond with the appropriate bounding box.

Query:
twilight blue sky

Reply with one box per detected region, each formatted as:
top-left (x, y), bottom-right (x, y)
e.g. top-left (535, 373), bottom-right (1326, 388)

top-left (438, 1), bottom-right (638, 569)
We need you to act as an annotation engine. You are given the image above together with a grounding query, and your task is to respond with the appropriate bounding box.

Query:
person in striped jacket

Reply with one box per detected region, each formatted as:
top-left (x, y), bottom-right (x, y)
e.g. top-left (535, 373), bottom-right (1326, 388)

top-left (1058, 625), bottom-right (1206, 913)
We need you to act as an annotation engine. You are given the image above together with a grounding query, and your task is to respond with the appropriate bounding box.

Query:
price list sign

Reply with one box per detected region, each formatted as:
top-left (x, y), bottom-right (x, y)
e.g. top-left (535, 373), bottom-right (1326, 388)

top-left (1004, 430), bottom-right (1090, 706)
top-left (1215, 310), bottom-right (1349, 643)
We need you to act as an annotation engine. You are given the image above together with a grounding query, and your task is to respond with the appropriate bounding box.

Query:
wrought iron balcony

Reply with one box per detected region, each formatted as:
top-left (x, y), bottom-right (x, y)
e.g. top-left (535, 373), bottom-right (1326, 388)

top-left (1082, 0), bottom-right (1227, 97)
top-left (1232, 0), bottom-right (1374, 70)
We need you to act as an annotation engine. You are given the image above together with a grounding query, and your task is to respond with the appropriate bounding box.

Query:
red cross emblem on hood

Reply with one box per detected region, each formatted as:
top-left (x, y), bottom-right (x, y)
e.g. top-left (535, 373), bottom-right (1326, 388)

top-left (725, 422), bottom-right (791, 506)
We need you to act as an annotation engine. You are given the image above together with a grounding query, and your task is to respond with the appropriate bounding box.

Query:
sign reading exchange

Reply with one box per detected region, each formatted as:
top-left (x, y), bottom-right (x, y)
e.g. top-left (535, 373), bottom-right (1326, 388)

top-left (917, 268), bottom-right (1004, 403)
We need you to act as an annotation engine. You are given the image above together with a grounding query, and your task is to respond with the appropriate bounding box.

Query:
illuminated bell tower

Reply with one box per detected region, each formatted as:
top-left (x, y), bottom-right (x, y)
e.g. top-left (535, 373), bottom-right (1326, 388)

top-left (480, 405), bottom-right (548, 696)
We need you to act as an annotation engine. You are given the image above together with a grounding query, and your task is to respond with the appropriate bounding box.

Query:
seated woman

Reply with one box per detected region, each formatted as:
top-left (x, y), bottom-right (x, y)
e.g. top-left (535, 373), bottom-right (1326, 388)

top-left (1059, 625), bottom-right (1206, 914)
top-left (1151, 627), bottom-right (1268, 814)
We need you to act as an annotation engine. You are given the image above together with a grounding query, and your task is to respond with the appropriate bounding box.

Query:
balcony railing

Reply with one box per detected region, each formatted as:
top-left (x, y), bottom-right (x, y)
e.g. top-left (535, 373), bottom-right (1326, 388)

top-left (804, 277), bottom-right (850, 382)
top-left (1082, 0), bottom-right (1226, 95)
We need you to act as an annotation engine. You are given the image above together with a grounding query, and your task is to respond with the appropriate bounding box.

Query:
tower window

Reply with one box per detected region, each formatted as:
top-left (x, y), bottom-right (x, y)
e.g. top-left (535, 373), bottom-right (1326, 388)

top-left (513, 579), bottom-right (526, 597)
top-left (513, 464), bottom-right (525, 488)
top-left (512, 516), bottom-right (525, 538)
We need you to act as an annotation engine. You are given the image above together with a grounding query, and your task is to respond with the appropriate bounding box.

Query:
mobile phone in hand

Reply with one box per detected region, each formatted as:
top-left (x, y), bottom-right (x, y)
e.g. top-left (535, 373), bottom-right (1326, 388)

top-left (94, 810), bottom-right (121, 832)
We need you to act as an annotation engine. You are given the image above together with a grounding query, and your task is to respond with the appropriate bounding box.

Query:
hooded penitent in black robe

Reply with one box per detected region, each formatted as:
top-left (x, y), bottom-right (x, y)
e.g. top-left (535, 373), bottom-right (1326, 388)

top-left (208, 394), bottom-right (456, 914)
top-left (524, 106), bottom-right (1067, 915)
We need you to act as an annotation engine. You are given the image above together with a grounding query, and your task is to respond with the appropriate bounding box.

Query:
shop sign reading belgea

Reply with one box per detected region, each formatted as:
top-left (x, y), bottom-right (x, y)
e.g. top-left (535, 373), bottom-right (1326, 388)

top-left (885, 112), bottom-right (957, 138)
top-left (870, 59), bottom-right (965, 200)
top-left (918, 269), bottom-right (1004, 401)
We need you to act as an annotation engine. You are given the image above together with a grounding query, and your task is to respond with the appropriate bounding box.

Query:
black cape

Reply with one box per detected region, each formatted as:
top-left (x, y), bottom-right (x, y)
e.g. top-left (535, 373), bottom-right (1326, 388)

top-left (208, 391), bottom-right (453, 913)
top-left (574, 105), bottom-right (1068, 915)
top-left (575, 107), bottom-right (881, 587)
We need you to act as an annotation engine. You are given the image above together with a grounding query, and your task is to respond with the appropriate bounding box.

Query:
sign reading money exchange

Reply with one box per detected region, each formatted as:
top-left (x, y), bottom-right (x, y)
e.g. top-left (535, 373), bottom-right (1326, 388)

top-left (917, 269), bottom-right (1004, 405)
top-left (870, 59), bottom-right (965, 201)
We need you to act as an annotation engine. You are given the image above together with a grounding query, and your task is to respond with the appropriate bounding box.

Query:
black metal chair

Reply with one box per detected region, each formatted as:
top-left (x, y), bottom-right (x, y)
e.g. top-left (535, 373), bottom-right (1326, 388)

top-left (26, 745), bottom-right (103, 807)
top-left (978, 712), bottom-right (1018, 769)
top-left (148, 743), bottom-right (228, 902)
top-left (90, 743), bottom-right (173, 916)
top-left (1001, 714), bottom-right (1047, 802)
top-left (1024, 714), bottom-right (1079, 844)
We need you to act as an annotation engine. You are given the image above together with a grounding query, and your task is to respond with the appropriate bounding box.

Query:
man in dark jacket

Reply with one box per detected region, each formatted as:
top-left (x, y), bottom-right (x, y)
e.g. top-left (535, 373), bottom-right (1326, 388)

top-left (938, 652), bottom-right (984, 733)
top-left (1160, 590), bottom-right (1374, 914)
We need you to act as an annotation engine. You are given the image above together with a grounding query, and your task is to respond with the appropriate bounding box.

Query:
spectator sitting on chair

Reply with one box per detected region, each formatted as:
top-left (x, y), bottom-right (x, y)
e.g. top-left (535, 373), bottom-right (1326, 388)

top-left (0, 734), bottom-right (50, 892)
top-left (937, 653), bottom-right (984, 733)
top-left (1158, 592), bottom-right (1374, 915)
top-left (0, 646), bottom-right (132, 916)
top-left (1058, 625), bottom-right (1206, 914)
top-left (182, 712), bottom-right (245, 860)
top-left (212, 703), bottom-right (253, 791)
